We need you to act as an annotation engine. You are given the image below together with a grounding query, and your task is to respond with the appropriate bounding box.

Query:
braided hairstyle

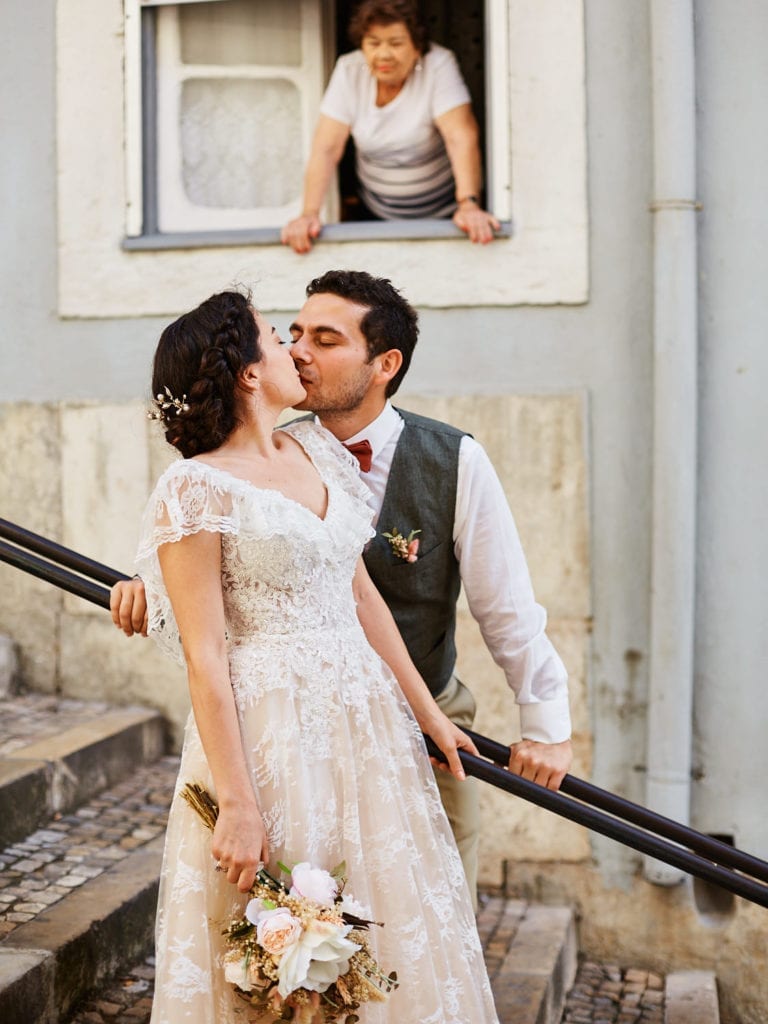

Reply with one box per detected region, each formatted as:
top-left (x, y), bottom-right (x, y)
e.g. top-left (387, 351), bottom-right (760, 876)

top-left (150, 291), bottom-right (262, 458)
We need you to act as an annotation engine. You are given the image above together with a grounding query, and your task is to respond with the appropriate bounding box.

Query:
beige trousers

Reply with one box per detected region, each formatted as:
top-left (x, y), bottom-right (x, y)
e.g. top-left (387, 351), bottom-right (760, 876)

top-left (433, 674), bottom-right (481, 912)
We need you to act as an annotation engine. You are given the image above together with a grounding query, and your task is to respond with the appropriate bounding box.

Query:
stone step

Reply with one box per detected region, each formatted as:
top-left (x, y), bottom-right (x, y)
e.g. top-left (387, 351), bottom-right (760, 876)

top-left (665, 970), bottom-right (720, 1024)
top-left (0, 695), bottom-right (167, 849)
top-left (479, 896), bottom-right (578, 1023)
top-left (0, 754), bottom-right (179, 1024)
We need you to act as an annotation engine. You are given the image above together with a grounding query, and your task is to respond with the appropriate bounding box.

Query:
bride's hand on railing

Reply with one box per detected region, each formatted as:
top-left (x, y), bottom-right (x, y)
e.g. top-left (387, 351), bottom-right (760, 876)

top-left (422, 712), bottom-right (479, 781)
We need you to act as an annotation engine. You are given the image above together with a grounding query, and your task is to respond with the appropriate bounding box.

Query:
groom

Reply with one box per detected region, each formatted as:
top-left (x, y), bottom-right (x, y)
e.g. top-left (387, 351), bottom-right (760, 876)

top-left (111, 270), bottom-right (572, 909)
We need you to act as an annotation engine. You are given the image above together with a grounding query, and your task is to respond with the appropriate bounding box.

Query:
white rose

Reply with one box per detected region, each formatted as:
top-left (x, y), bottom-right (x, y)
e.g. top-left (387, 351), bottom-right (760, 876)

top-left (256, 909), bottom-right (303, 957)
top-left (276, 918), bottom-right (360, 998)
top-left (289, 863), bottom-right (338, 907)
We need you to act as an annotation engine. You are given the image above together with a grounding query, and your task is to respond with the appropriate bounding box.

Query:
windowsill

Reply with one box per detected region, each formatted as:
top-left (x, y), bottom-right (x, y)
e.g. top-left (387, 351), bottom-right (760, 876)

top-left (121, 219), bottom-right (514, 251)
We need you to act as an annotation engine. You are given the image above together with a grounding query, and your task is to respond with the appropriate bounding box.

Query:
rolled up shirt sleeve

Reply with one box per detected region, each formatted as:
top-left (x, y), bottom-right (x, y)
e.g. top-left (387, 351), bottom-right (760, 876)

top-left (454, 437), bottom-right (572, 744)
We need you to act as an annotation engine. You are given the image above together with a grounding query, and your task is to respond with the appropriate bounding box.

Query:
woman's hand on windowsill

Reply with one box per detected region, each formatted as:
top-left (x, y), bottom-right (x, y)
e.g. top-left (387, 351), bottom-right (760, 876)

top-left (281, 212), bottom-right (322, 254)
top-left (452, 201), bottom-right (501, 245)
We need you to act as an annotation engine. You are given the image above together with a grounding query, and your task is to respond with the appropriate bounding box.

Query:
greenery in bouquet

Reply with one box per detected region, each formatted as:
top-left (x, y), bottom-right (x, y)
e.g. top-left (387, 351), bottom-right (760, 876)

top-left (181, 783), bottom-right (398, 1024)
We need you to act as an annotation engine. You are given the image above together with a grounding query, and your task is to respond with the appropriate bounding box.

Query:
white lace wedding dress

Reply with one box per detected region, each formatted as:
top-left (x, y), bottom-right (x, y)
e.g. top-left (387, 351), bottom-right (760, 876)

top-left (136, 420), bottom-right (499, 1024)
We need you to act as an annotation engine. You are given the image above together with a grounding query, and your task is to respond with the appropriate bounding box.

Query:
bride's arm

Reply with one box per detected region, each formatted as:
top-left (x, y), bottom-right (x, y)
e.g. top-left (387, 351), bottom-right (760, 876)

top-left (352, 557), bottom-right (479, 779)
top-left (158, 529), bottom-right (269, 891)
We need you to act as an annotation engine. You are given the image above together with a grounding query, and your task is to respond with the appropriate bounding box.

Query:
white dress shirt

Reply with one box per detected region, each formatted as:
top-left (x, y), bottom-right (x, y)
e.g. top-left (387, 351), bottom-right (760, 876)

top-left (335, 403), bottom-right (572, 745)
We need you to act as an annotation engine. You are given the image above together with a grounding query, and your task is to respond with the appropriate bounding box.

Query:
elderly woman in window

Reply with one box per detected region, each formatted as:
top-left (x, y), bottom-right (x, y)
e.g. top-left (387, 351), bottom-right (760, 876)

top-left (281, 0), bottom-right (500, 254)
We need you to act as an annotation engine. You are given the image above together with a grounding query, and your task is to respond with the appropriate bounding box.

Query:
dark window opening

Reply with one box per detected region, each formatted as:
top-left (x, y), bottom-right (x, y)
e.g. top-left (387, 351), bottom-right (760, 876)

top-left (333, 0), bottom-right (487, 223)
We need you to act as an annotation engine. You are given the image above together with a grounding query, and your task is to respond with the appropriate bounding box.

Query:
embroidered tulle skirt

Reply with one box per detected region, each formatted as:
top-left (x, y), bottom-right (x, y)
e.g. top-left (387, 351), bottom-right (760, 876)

top-left (149, 627), bottom-right (499, 1024)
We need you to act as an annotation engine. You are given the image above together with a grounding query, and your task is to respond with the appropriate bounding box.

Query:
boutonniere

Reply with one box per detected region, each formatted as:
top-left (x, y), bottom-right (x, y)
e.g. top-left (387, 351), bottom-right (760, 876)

top-left (382, 527), bottom-right (421, 563)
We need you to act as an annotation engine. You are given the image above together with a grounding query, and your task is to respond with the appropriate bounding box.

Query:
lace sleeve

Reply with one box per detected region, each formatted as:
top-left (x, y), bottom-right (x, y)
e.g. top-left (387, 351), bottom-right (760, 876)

top-left (134, 461), bottom-right (240, 663)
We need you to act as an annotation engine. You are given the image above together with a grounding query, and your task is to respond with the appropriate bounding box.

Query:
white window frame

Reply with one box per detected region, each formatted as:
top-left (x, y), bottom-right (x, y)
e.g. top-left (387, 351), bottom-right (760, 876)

top-left (125, 0), bottom-right (332, 236)
top-left (57, 0), bottom-right (587, 314)
top-left (485, 0), bottom-right (512, 222)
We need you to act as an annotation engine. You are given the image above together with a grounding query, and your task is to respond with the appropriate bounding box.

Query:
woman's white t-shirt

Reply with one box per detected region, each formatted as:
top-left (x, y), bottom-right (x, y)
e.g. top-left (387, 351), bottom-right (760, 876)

top-left (319, 44), bottom-right (472, 219)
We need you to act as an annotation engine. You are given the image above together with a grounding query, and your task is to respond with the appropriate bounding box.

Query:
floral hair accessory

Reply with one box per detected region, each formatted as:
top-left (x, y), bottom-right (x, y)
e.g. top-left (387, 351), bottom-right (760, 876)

top-left (148, 385), bottom-right (190, 420)
top-left (181, 783), bottom-right (398, 1023)
top-left (382, 527), bottom-right (421, 563)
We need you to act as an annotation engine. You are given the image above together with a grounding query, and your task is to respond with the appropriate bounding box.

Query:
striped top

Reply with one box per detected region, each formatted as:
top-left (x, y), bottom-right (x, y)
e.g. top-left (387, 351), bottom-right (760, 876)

top-left (319, 44), bottom-right (472, 220)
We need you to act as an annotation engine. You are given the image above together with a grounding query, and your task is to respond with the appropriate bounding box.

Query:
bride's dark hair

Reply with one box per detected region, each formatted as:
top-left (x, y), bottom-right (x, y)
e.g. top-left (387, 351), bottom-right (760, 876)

top-left (150, 290), bottom-right (262, 458)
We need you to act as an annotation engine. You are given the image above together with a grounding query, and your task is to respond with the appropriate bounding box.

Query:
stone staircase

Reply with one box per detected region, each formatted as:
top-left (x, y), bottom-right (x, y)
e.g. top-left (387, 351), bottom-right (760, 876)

top-left (0, 692), bottom-right (721, 1024)
top-left (0, 694), bottom-right (174, 1024)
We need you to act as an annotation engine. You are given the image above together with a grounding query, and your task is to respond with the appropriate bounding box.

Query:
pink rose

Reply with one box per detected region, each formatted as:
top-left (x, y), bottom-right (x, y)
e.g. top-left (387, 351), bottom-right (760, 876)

top-left (255, 908), bottom-right (302, 957)
top-left (406, 538), bottom-right (420, 562)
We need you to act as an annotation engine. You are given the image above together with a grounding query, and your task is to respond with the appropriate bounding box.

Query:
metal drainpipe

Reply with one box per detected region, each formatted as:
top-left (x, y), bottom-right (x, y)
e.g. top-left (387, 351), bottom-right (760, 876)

top-left (645, 0), bottom-right (700, 885)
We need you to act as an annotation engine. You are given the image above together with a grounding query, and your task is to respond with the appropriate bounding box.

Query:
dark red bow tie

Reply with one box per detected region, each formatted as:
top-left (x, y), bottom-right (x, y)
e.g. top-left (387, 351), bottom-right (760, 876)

top-left (343, 439), bottom-right (373, 472)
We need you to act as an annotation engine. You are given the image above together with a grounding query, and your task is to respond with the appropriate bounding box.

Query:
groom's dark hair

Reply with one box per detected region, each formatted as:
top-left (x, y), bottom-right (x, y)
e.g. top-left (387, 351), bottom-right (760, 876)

top-left (305, 270), bottom-right (418, 397)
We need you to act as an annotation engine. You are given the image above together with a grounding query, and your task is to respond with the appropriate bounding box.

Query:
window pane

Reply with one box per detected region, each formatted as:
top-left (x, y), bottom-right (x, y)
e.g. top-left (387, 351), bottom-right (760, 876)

top-left (180, 78), bottom-right (302, 207)
top-left (179, 0), bottom-right (301, 66)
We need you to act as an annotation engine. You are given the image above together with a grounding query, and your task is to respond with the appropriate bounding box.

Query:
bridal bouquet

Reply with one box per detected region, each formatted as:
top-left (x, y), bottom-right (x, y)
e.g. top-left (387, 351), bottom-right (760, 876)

top-left (181, 783), bottom-right (398, 1024)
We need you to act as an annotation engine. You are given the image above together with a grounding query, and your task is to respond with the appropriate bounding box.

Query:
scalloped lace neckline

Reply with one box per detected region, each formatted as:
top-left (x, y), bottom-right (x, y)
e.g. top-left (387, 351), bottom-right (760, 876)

top-left (187, 457), bottom-right (332, 525)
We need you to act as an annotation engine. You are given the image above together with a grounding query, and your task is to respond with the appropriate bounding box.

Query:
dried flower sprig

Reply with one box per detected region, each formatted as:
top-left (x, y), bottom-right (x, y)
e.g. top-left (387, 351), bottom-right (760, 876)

top-left (180, 782), bottom-right (219, 831)
top-left (148, 385), bottom-right (190, 421)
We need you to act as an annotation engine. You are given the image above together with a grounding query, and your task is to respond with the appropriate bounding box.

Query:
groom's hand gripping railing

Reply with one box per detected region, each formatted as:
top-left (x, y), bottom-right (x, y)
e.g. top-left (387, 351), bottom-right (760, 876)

top-left (3, 516), bottom-right (768, 909)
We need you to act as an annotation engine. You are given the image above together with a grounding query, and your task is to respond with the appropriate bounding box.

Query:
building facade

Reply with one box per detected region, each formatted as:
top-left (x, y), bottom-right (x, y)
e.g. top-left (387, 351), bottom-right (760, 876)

top-left (1, 3), bottom-right (767, 1020)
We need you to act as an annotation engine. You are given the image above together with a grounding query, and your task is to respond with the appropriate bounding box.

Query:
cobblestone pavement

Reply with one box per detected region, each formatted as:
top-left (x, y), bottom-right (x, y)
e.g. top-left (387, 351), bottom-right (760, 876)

top-left (561, 962), bottom-right (665, 1024)
top-left (66, 957), bottom-right (157, 1024)
top-left (0, 756), bottom-right (179, 937)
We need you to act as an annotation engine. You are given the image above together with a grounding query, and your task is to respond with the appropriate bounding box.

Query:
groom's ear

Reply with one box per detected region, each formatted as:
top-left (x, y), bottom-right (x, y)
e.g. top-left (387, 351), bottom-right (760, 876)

top-left (374, 348), bottom-right (403, 386)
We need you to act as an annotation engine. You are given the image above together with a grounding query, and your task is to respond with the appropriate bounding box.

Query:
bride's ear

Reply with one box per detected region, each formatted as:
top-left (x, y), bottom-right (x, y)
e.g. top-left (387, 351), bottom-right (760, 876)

top-left (238, 364), bottom-right (261, 394)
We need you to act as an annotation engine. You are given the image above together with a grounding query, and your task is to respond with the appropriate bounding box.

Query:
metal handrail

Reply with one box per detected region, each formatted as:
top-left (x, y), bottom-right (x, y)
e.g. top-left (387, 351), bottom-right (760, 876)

top-left (0, 539), bottom-right (122, 608)
top-left (2, 517), bottom-right (768, 907)
top-left (424, 738), bottom-right (768, 909)
top-left (464, 729), bottom-right (768, 885)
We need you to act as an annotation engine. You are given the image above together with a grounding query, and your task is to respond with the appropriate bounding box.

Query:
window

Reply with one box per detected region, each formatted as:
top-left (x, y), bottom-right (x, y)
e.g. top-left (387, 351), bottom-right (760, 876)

top-left (126, 0), bottom-right (511, 241)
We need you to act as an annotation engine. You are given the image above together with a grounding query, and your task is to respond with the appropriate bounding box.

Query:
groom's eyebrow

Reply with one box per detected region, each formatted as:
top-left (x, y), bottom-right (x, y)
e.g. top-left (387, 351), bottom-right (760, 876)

top-left (290, 321), bottom-right (345, 339)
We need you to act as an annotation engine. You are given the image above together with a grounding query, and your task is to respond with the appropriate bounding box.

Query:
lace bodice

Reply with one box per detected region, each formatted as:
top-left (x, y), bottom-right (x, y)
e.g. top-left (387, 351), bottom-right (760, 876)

top-left (135, 421), bottom-right (375, 661)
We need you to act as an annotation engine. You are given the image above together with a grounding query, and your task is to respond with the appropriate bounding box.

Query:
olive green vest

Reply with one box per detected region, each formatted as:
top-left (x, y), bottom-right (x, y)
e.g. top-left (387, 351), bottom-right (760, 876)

top-left (363, 410), bottom-right (466, 698)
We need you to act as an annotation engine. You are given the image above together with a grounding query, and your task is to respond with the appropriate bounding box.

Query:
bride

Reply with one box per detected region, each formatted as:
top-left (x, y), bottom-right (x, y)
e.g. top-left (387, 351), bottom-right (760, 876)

top-left (133, 289), bottom-right (499, 1023)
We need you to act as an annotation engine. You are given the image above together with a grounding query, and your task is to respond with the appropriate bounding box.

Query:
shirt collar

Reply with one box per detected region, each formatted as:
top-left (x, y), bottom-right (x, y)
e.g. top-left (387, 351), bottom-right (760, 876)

top-left (339, 402), bottom-right (402, 459)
